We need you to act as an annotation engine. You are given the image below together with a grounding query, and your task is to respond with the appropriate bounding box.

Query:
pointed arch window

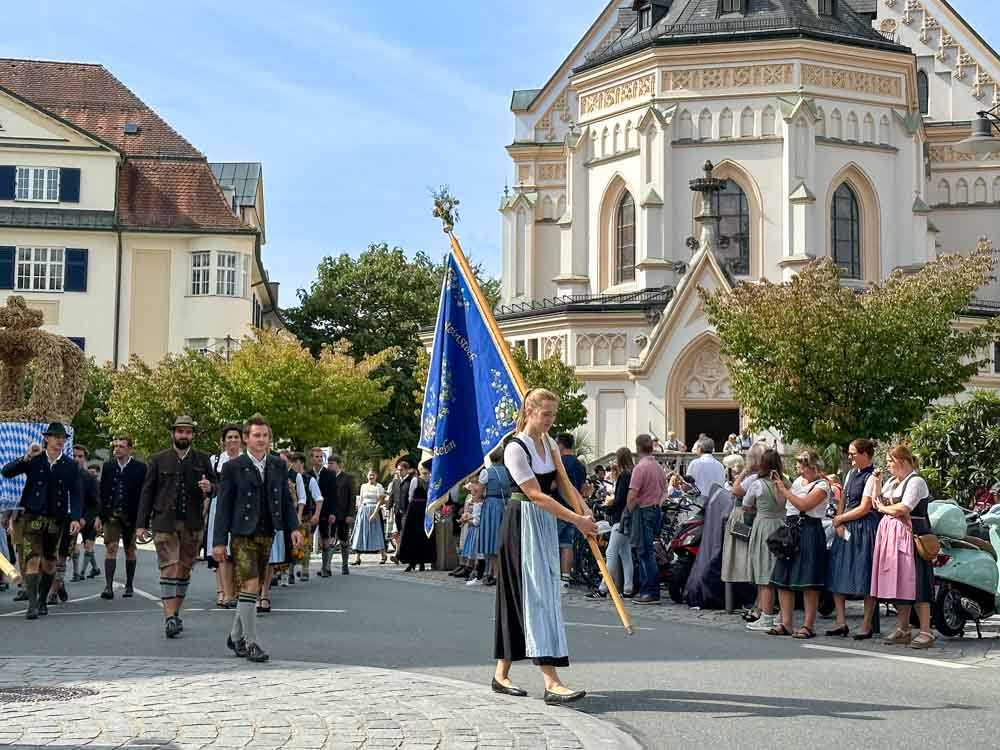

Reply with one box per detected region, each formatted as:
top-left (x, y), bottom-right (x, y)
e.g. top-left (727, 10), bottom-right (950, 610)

top-left (831, 183), bottom-right (861, 279)
top-left (917, 70), bottom-right (929, 115)
top-left (713, 181), bottom-right (750, 275)
top-left (615, 192), bottom-right (636, 284)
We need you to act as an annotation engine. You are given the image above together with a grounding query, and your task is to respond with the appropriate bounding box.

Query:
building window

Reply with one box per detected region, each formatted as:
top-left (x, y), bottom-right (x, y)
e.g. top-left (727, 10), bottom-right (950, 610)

top-left (639, 7), bottom-right (652, 29)
top-left (818, 0), bottom-right (836, 15)
top-left (719, 0), bottom-right (744, 13)
top-left (185, 338), bottom-right (210, 354)
top-left (191, 251), bottom-right (211, 295)
top-left (15, 167), bottom-right (59, 202)
top-left (615, 192), bottom-right (636, 284)
top-left (917, 70), bottom-right (929, 115)
top-left (16, 247), bottom-right (64, 291)
top-left (831, 183), bottom-right (861, 279)
top-left (713, 182), bottom-right (750, 275)
top-left (994, 342), bottom-right (1000, 375)
top-left (252, 293), bottom-right (263, 328)
top-left (216, 252), bottom-right (239, 296)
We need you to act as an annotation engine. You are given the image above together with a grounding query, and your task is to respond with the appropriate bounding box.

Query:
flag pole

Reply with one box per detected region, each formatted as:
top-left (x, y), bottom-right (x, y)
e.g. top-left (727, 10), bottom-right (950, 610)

top-left (447, 229), bottom-right (634, 637)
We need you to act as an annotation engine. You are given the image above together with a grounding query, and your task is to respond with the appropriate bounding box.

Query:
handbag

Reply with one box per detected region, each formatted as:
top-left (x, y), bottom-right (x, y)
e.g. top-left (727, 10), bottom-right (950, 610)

top-left (767, 515), bottom-right (801, 560)
top-left (730, 508), bottom-right (754, 540)
top-left (914, 533), bottom-right (940, 562)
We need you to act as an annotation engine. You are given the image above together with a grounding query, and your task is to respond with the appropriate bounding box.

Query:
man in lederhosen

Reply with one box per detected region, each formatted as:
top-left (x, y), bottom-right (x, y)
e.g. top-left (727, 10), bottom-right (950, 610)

top-left (308, 448), bottom-right (333, 577)
top-left (71, 445), bottom-right (101, 582)
top-left (1, 423), bottom-right (82, 620)
top-left (290, 452), bottom-right (323, 582)
top-left (137, 416), bottom-right (215, 638)
top-left (46, 444), bottom-right (100, 605)
top-left (214, 415), bottom-right (301, 662)
top-left (99, 436), bottom-right (147, 600)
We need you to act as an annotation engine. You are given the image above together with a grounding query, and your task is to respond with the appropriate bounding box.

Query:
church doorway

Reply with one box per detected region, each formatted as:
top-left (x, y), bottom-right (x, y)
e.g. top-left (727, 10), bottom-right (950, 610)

top-left (685, 408), bottom-right (740, 452)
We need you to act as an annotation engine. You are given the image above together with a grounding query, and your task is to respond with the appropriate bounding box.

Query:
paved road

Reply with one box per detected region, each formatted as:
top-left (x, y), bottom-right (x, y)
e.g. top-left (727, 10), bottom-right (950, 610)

top-left (2, 548), bottom-right (999, 749)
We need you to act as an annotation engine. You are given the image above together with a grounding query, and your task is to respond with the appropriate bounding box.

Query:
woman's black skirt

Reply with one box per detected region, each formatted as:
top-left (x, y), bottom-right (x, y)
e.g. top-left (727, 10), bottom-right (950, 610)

top-left (396, 500), bottom-right (436, 565)
top-left (771, 517), bottom-right (828, 591)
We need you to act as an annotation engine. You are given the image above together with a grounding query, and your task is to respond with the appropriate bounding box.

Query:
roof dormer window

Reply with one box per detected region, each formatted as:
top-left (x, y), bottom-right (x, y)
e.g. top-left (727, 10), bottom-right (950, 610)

top-left (634, 1), bottom-right (670, 31)
top-left (818, 0), bottom-right (836, 15)
top-left (639, 6), bottom-right (652, 29)
top-left (719, 0), bottom-right (745, 14)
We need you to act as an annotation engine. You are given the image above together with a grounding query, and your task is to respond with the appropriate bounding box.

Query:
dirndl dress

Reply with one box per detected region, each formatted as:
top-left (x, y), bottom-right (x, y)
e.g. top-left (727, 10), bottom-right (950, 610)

top-left (269, 528), bottom-right (291, 565)
top-left (721, 499), bottom-right (752, 583)
top-left (351, 500), bottom-right (385, 553)
top-left (461, 521), bottom-right (479, 559)
top-left (770, 516), bottom-right (828, 591)
top-left (494, 436), bottom-right (569, 667)
top-left (477, 465), bottom-right (510, 558)
top-left (396, 481), bottom-right (436, 565)
top-left (828, 467), bottom-right (881, 597)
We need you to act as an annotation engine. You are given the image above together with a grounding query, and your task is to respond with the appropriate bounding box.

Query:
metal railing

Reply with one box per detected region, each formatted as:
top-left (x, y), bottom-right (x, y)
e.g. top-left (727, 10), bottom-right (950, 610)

top-left (496, 286), bottom-right (673, 318)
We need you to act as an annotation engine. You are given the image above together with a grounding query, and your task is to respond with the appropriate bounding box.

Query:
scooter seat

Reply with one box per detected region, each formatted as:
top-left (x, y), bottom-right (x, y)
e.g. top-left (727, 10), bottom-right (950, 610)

top-left (962, 536), bottom-right (997, 561)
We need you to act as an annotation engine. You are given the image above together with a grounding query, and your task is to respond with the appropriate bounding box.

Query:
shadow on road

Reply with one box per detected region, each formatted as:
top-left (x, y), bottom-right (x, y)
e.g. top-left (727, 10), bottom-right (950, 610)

top-left (581, 690), bottom-right (982, 721)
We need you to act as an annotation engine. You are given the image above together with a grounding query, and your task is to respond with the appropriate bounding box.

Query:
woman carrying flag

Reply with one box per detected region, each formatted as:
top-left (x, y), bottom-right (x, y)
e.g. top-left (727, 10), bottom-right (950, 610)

top-left (492, 387), bottom-right (598, 704)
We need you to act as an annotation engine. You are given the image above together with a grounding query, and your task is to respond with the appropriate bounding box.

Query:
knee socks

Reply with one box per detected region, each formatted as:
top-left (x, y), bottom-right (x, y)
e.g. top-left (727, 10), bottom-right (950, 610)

top-left (54, 559), bottom-right (66, 585)
top-left (71, 552), bottom-right (80, 578)
top-left (321, 547), bottom-right (331, 573)
top-left (105, 558), bottom-right (117, 588)
top-left (84, 550), bottom-right (97, 573)
top-left (25, 573), bottom-right (39, 608)
top-left (125, 560), bottom-right (137, 588)
top-left (235, 592), bottom-right (258, 645)
top-left (475, 559), bottom-right (486, 579)
top-left (340, 548), bottom-right (349, 568)
top-left (160, 577), bottom-right (180, 605)
top-left (38, 572), bottom-right (54, 605)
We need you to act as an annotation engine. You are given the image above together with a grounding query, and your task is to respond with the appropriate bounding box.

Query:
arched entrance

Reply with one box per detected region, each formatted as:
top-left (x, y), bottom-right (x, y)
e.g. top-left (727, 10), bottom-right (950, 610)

top-left (666, 334), bottom-right (741, 449)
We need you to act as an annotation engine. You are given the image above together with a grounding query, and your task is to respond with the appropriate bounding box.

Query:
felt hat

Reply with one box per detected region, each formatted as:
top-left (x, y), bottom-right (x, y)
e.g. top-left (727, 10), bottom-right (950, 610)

top-left (43, 422), bottom-right (69, 438)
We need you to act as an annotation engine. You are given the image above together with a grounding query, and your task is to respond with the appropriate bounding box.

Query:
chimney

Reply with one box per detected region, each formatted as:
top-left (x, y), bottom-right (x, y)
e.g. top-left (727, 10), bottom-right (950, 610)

top-left (267, 281), bottom-right (280, 307)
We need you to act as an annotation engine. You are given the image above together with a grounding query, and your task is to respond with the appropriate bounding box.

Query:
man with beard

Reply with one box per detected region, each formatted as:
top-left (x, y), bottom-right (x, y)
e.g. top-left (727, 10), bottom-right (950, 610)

top-left (99, 436), bottom-right (147, 599)
top-left (308, 448), bottom-right (332, 577)
top-left (47, 445), bottom-right (100, 605)
top-left (214, 415), bottom-right (301, 662)
top-left (137, 417), bottom-right (216, 638)
top-left (2, 423), bottom-right (82, 619)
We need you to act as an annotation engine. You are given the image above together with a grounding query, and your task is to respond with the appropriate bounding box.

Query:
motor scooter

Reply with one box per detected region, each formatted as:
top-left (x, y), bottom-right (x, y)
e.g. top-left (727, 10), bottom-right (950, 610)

top-left (655, 490), bottom-right (704, 603)
top-left (930, 502), bottom-right (1000, 638)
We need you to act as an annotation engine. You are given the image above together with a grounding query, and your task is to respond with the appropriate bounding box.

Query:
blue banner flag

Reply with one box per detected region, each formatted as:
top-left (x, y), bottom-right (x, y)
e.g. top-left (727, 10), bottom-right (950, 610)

top-left (418, 251), bottom-right (522, 534)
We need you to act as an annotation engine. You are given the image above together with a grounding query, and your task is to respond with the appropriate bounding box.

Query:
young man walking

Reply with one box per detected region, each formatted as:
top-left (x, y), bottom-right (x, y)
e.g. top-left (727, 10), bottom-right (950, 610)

top-left (48, 445), bottom-right (100, 604)
top-left (308, 448), bottom-right (334, 577)
top-left (74, 447), bottom-right (101, 581)
top-left (326, 455), bottom-right (355, 576)
top-left (136, 417), bottom-right (216, 638)
top-left (554, 433), bottom-right (587, 589)
top-left (214, 415), bottom-right (301, 662)
top-left (99, 436), bottom-right (147, 600)
top-left (2, 423), bottom-right (82, 620)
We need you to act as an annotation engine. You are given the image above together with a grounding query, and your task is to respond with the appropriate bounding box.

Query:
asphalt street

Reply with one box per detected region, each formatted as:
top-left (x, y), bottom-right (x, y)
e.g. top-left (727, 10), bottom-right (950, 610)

top-left (2, 548), bottom-right (998, 749)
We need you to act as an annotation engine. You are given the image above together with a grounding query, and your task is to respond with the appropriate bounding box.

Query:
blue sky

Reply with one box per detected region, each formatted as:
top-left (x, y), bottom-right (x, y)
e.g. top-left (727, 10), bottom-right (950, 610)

top-left (2, 1), bottom-right (996, 305)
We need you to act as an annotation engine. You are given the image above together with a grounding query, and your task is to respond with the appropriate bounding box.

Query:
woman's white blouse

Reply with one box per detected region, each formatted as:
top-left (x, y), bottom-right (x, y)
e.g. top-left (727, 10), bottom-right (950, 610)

top-left (360, 482), bottom-right (385, 504)
top-left (786, 477), bottom-right (831, 518)
top-left (504, 432), bottom-right (557, 487)
top-left (882, 473), bottom-right (929, 510)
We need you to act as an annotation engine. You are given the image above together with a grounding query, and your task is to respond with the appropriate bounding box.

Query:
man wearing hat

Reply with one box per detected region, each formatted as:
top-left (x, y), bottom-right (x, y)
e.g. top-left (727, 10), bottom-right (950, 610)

top-left (1, 422), bottom-right (82, 619)
top-left (137, 416), bottom-right (216, 639)
top-left (98, 435), bottom-right (147, 599)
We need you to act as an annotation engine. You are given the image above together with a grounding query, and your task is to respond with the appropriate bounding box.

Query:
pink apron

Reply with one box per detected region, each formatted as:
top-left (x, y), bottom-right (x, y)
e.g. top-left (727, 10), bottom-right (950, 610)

top-left (870, 514), bottom-right (916, 601)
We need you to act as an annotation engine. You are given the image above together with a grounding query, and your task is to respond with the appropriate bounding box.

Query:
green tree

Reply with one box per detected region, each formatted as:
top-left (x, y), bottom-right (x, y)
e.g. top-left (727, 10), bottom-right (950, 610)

top-left (71, 360), bottom-right (115, 453)
top-left (909, 390), bottom-right (1000, 505)
top-left (700, 248), bottom-right (1000, 450)
top-left (284, 242), bottom-right (499, 455)
top-left (512, 348), bottom-right (587, 435)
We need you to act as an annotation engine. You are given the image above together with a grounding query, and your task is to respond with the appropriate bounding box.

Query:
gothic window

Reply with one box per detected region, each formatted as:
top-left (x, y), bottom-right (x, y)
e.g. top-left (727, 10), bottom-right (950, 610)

top-left (712, 181), bottom-right (750, 275)
top-left (879, 114), bottom-right (891, 146)
top-left (830, 109), bottom-right (843, 140)
top-left (719, 108), bottom-right (733, 139)
top-left (975, 178), bottom-right (988, 204)
top-left (698, 109), bottom-right (713, 140)
top-left (816, 107), bottom-right (826, 138)
top-left (937, 179), bottom-right (951, 205)
top-left (831, 183), bottom-right (861, 279)
top-left (740, 107), bottom-right (755, 137)
top-left (846, 111), bottom-right (859, 142)
top-left (993, 177), bottom-right (1000, 203)
top-left (956, 178), bottom-right (969, 204)
top-left (761, 106), bottom-right (776, 137)
top-left (615, 192), bottom-right (636, 284)
top-left (678, 110), bottom-right (693, 140)
top-left (917, 70), bottom-right (929, 115)
top-left (863, 113), bottom-right (876, 144)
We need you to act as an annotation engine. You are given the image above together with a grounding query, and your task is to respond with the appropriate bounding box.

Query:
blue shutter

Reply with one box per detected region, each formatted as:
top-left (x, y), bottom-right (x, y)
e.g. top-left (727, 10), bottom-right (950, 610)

top-left (0, 166), bottom-right (14, 201)
top-left (59, 168), bottom-right (81, 203)
top-left (68, 337), bottom-right (85, 351)
top-left (0, 247), bottom-right (14, 290)
top-left (64, 248), bottom-right (88, 292)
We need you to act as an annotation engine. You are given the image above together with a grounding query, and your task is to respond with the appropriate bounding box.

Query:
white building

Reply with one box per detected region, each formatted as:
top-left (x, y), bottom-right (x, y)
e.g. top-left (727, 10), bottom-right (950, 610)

top-left (497, 0), bottom-right (1000, 456)
top-left (0, 58), bottom-right (283, 366)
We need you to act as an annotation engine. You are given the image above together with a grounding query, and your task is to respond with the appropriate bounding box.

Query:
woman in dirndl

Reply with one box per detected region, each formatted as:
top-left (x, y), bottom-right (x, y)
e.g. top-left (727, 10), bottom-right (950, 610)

top-left (351, 470), bottom-right (387, 565)
top-left (826, 438), bottom-right (882, 639)
top-left (205, 423), bottom-right (243, 608)
top-left (493, 388), bottom-right (598, 705)
top-left (476, 446), bottom-right (510, 586)
top-left (870, 444), bottom-right (936, 649)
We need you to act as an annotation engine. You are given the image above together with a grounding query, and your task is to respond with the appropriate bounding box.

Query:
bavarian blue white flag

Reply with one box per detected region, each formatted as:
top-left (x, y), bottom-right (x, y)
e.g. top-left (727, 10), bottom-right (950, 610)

top-left (418, 251), bottom-right (522, 534)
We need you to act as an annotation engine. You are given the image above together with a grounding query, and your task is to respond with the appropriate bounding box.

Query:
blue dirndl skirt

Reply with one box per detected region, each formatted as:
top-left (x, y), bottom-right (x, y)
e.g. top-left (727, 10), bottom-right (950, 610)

top-left (350, 502), bottom-right (385, 552)
top-left (827, 512), bottom-right (881, 596)
top-left (476, 495), bottom-right (505, 557)
top-left (462, 524), bottom-right (480, 559)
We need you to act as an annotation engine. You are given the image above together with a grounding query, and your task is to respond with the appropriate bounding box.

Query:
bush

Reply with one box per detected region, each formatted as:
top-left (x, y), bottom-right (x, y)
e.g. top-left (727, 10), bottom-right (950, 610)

top-left (908, 390), bottom-right (1000, 505)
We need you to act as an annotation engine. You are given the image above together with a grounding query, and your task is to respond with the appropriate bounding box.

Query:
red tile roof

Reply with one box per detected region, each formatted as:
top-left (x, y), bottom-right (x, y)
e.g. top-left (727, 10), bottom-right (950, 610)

top-left (0, 59), bottom-right (201, 157)
top-left (119, 159), bottom-right (255, 233)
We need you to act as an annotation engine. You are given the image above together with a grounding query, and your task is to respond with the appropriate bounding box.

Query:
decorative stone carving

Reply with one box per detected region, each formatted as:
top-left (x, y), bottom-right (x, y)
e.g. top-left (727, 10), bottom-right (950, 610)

top-left (681, 344), bottom-right (733, 401)
top-left (928, 144), bottom-right (1000, 162)
top-left (537, 163), bottom-right (567, 182)
top-left (575, 333), bottom-right (627, 367)
top-left (535, 88), bottom-right (572, 143)
top-left (580, 75), bottom-right (656, 116)
top-left (661, 64), bottom-right (793, 92)
top-left (542, 335), bottom-right (565, 361)
top-left (801, 65), bottom-right (903, 98)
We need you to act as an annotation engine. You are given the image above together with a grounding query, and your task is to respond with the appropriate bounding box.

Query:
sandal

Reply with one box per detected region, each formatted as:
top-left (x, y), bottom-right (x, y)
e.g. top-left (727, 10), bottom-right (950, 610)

top-left (882, 627), bottom-right (912, 645)
top-left (222, 599), bottom-right (237, 609)
top-left (767, 624), bottom-right (792, 636)
top-left (257, 598), bottom-right (271, 614)
top-left (216, 591), bottom-right (224, 608)
top-left (824, 625), bottom-right (849, 637)
top-left (909, 632), bottom-right (936, 650)
top-left (793, 626), bottom-right (816, 640)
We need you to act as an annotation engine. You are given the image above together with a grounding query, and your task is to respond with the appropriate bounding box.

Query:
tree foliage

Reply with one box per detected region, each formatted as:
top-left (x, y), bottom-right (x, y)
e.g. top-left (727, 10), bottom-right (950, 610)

top-left (284, 242), bottom-right (500, 455)
top-left (700, 249), bottom-right (1000, 449)
top-left (909, 390), bottom-right (1000, 505)
top-left (512, 348), bottom-right (588, 435)
top-left (101, 330), bottom-right (393, 459)
top-left (71, 360), bottom-right (115, 453)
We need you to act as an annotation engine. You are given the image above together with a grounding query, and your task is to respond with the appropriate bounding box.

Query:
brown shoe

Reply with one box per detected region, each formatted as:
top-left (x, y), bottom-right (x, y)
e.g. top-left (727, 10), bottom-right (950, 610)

top-left (882, 627), bottom-right (913, 645)
top-left (909, 632), bottom-right (936, 649)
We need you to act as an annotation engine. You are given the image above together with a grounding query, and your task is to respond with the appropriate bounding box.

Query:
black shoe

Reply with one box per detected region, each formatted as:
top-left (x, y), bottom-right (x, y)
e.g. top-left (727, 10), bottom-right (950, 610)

top-left (46, 592), bottom-right (59, 606)
top-left (100, 586), bottom-right (114, 600)
top-left (287, 575), bottom-right (295, 586)
top-left (176, 617), bottom-right (184, 633)
top-left (71, 574), bottom-right (82, 583)
top-left (38, 600), bottom-right (48, 616)
top-left (484, 576), bottom-right (497, 587)
top-left (123, 585), bottom-right (134, 598)
top-left (342, 564), bottom-right (349, 575)
top-left (87, 569), bottom-right (100, 579)
top-left (852, 631), bottom-right (875, 641)
top-left (13, 589), bottom-right (28, 602)
top-left (491, 678), bottom-right (528, 697)
top-left (227, 635), bottom-right (248, 658)
top-left (419, 564), bottom-right (426, 572)
top-left (165, 616), bottom-right (182, 639)
top-left (448, 566), bottom-right (467, 578)
top-left (631, 595), bottom-right (660, 605)
top-left (57, 586), bottom-right (69, 603)
top-left (543, 688), bottom-right (587, 705)
top-left (403, 564), bottom-right (415, 573)
top-left (585, 590), bottom-right (607, 600)
top-left (25, 605), bottom-right (38, 620)
top-left (246, 643), bottom-right (270, 663)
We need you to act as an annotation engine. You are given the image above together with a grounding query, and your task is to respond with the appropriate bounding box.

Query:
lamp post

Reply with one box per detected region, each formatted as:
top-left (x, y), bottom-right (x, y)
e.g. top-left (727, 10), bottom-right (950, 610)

top-left (954, 104), bottom-right (1000, 155)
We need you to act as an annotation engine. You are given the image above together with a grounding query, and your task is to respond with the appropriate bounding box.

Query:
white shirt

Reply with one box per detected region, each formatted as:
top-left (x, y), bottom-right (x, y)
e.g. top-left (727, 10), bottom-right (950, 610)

top-left (360, 482), bottom-right (385, 505)
top-left (117, 456), bottom-right (133, 471)
top-left (248, 452), bottom-right (267, 479)
top-left (787, 477), bottom-right (831, 519)
top-left (688, 454), bottom-right (726, 497)
top-left (882, 472), bottom-right (929, 510)
top-left (504, 432), bottom-right (557, 487)
top-left (294, 473), bottom-right (307, 506)
top-left (738, 473), bottom-right (759, 508)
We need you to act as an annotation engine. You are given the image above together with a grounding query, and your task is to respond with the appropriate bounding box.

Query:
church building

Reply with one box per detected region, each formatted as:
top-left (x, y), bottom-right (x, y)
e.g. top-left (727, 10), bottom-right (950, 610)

top-left (496, 0), bottom-right (1000, 456)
